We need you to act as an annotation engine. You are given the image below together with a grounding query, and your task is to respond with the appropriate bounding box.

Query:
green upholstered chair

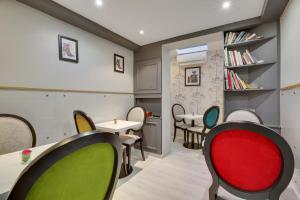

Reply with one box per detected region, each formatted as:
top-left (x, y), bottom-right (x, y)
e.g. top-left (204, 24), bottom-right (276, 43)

top-left (187, 106), bottom-right (220, 148)
top-left (7, 131), bottom-right (122, 200)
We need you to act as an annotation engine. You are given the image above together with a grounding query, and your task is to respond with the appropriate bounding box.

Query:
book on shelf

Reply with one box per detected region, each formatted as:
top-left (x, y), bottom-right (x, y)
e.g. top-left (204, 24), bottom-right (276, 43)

top-left (224, 69), bottom-right (254, 90)
top-left (224, 48), bottom-right (260, 67)
top-left (224, 31), bottom-right (264, 45)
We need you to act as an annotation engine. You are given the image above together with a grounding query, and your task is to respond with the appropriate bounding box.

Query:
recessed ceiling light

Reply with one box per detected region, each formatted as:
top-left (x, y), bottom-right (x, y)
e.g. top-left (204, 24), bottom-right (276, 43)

top-left (95, 0), bottom-right (103, 7)
top-left (139, 30), bottom-right (145, 35)
top-left (222, 1), bottom-right (231, 9)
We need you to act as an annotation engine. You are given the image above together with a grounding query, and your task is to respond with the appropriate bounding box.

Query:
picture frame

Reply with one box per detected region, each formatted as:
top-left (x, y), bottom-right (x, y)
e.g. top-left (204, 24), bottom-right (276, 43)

top-left (58, 35), bottom-right (79, 63)
top-left (185, 67), bottom-right (201, 86)
top-left (114, 54), bottom-right (124, 73)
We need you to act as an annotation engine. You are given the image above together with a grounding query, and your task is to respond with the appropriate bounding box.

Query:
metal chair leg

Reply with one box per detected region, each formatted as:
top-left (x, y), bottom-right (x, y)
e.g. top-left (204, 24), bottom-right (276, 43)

top-left (173, 127), bottom-right (177, 142)
top-left (122, 148), bottom-right (128, 175)
top-left (139, 140), bottom-right (145, 161)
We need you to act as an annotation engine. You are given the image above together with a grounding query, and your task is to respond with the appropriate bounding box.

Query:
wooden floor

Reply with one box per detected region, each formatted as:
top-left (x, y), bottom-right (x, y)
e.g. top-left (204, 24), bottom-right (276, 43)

top-left (114, 136), bottom-right (299, 200)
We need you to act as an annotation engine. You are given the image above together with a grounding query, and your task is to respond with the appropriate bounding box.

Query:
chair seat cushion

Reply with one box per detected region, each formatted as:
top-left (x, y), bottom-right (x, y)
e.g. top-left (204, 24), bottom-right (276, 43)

top-left (187, 126), bottom-right (209, 134)
top-left (120, 135), bottom-right (140, 145)
top-left (176, 124), bottom-right (191, 129)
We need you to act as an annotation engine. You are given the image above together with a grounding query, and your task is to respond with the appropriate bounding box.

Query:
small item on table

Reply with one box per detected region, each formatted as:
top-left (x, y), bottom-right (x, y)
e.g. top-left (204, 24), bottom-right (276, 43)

top-left (114, 119), bottom-right (117, 124)
top-left (192, 112), bottom-right (195, 116)
top-left (21, 149), bottom-right (32, 163)
top-left (146, 111), bottom-right (153, 118)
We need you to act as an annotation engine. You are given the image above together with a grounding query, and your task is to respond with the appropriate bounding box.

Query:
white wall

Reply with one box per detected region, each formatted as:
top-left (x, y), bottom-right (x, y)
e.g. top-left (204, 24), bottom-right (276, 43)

top-left (0, 0), bottom-right (134, 145)
top-left (280, 0), bottom-right (300, 170)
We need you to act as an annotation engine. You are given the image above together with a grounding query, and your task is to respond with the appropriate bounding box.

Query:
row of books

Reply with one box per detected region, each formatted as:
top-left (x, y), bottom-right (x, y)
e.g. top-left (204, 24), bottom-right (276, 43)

top-left (224, 48), bottom-right (259, 67)
top-left (224, 69), bottom-right (253, 90)
top-left (225, 31), bottom-right (263, 45)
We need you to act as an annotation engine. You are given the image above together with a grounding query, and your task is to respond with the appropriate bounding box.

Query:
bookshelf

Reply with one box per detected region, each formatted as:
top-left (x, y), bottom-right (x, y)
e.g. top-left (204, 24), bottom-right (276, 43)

top-left (224, 36), bottom-right (276, 48)
top-left (223, 22), bottom-right (280, 131)
top-left (225, 61), bottom-right (276, 70)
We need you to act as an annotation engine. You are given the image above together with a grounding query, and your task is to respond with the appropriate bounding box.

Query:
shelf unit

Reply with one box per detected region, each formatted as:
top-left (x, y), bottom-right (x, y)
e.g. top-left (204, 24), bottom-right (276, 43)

top-left (224, 36), bottom-right (276, 48)
top-left (225, 61), bottom-right (276, 70)
top-left (223, 22), bottom-right (280, 130)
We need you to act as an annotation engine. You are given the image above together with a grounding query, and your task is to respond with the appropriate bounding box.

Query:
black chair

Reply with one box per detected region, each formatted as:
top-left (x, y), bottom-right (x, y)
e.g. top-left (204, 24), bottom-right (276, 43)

top-left (225, 109), bottom-right (263, 124)
top-left (7, 131), bottom-right (122, 200)
top-left (0, 114), bottom-right (36, 155)
top-left (172, 104), bottom-right (191, 142)
top-left (187, 106), bottom-right (220, 148)
top-left (204, 122), bottom-right (294, 200)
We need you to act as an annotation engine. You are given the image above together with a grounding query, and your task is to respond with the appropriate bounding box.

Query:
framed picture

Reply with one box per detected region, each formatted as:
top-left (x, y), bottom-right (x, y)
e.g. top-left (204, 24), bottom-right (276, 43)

top-left (185, 67), bottom-right (201, 86)
top-left (114, 54), bottom-right (124, 73)
top-left (58, 35), bottom-right (78, 63)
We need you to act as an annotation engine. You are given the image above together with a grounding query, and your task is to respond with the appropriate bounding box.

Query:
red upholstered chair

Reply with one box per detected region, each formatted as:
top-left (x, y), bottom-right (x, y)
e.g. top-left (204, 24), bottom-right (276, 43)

top-left (203, 122), bottom-right (294, 200)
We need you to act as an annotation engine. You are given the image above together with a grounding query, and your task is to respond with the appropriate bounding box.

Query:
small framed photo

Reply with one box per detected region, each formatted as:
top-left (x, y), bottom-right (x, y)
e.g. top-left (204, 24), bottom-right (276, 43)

top-left (114, 54), bottom-right (124, 73)
top-left (185, 67), bottom-right (201, 86)
top-left (58, 35), bottom-right (78, 63)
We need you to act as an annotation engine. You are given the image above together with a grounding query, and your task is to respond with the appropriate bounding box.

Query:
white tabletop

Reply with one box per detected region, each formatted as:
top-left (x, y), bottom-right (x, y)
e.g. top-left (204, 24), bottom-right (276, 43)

top-left (176, 114), bottom-right (203, 121)
top-left (95, 120), bottom-right (142, 133)
top-left (0, 143), bottom-right (56, 196)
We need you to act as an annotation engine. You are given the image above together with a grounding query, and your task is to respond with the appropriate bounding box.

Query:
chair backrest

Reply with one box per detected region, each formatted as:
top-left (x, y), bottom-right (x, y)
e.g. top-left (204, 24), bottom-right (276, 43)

top-left (73, 110), bottom-right (96, 134)
top-left (204, 122), bottom-right (294, 199)
top-left (0, 114), bottom-right (36, 155)
top-left (172, 104), bottom-right (186, 122)
top-left (203, 106), bottom-right (220, 129)
top-left (8, 131), bottom-right (122, 200)
top-left (225, 109), bottom-right (263, 124)
top-left (126, 106), bottom-right (146, 131)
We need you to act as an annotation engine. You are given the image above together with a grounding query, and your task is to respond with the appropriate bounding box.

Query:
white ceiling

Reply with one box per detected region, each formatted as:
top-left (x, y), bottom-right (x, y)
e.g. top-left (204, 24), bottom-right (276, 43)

top-left (53, 0), bottom-right (266, 46)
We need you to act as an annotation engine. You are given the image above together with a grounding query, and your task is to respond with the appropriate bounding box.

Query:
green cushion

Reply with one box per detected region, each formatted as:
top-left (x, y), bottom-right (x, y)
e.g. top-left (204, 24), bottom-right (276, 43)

top-left (26, 143), bottom-right (115, 200)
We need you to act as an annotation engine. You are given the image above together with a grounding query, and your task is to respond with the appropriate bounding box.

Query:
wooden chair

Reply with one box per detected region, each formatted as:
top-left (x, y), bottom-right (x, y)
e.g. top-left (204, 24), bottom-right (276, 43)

top-left (172, 104), bottom-right (191, 142)
top-left (120, 106), bottom-right (146, 163)
top-left (203, 122), bottom-right (294, 200)
top-left (225, 109), bottom-right (263, 124)
top-left (187, 106), bottom-right (220, 148)
top-left (0, 114), bottom-right (36, 155)
top-left (7, 131), bottom-right (122, 200)
top-left (73, 110), bottom-right (96, 134)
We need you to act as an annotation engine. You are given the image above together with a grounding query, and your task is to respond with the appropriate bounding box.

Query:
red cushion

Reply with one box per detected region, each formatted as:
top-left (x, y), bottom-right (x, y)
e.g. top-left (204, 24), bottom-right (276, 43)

top-left (211, 129), bottom-right (282, 192)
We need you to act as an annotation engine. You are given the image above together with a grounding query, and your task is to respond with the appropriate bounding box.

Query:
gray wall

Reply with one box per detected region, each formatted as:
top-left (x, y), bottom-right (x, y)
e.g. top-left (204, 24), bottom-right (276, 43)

top-left (280, 0), bottom-right (300, 169)
top-left (0, 0), bottom-right (134, 145)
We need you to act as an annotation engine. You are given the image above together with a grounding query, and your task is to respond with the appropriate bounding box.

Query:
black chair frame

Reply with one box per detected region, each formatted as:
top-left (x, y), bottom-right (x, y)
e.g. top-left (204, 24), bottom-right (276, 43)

top-left (187, 106), bottom-right (220, 147)
top-left (203, 122), bottom-right (294, 200)
top-left (172, 104), bottom-right (188, 143)
top-left (0, 114), bottom-right (36, 147)
top-left (7, 131), bottom-right (122, 200)
top-left (124, 106), bottom-right (147, 161)
top-left (73, 110), bottom-right (96, 134)
top-left (224, 109), bottom-right (264, 124)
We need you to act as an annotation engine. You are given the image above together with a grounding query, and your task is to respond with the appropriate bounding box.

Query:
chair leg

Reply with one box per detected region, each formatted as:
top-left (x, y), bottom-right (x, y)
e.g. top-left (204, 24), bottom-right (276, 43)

top-left (184, 130), bottom-right (187, 143)
top-left (122, 149), bottom-right (128, 175)
top-left (126, 145), bottom-right (132, 170)
top-left (173, 127), bottom-right (177, 142)
top-left (139, 140), bottom-right (145, 161)
top-left (187, 131), bottom-right (190, 144)
top-left (209, 180), bottom-right (219, 200)
top-left (197, 134), bottom-right (200, 146)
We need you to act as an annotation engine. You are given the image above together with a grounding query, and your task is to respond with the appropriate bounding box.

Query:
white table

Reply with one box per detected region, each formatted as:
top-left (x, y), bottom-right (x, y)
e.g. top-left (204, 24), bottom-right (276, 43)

top-left (176, 114), bottom-right (203, 150)
top-left (95, 120), bottom-right (142, 135)
top-left (0, 143), bottom-right (56, 198)
top-left (95, 120), bottom-right (142, 178)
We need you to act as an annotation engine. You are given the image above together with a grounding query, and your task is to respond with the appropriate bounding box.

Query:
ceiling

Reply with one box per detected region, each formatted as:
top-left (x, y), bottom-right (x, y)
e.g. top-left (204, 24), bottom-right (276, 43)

top-left (53, 0), bottom-right (266, 46)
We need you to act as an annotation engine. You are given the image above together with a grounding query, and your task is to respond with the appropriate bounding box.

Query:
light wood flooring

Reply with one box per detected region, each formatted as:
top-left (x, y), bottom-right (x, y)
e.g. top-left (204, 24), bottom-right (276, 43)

top-left (114, 136), bottom-right (299, 200)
